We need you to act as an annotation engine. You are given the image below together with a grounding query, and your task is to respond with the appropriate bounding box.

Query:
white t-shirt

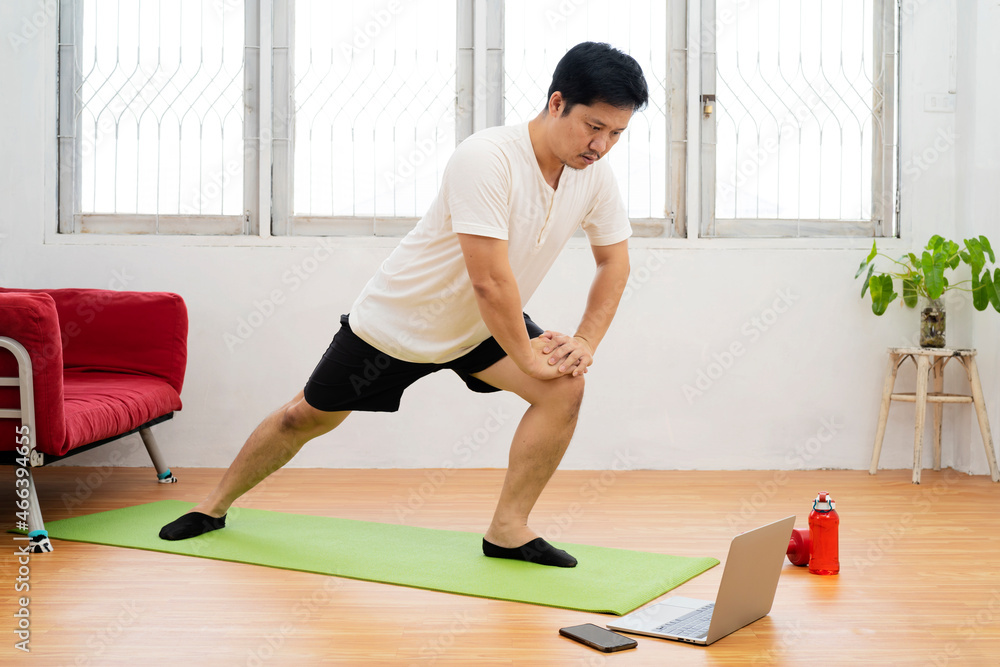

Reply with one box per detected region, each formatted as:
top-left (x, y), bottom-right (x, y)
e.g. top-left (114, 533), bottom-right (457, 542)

top-left (349, 122), bottom-right (631, 364)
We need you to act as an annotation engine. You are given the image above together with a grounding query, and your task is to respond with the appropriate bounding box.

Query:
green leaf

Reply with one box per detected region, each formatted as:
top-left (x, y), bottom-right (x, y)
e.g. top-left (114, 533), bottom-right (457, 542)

top-left (981, 236), bottom-right (995, 264)
top-left (987, 269), bottom-right (1000, 312)
top-left (855, 257), bottom-right (870, 279)
top-left (908, 252), bottom-right (920, 267)
top-left (965, 238), bottom-right (986, 274)
top-left (861, 264), bottom-right (875, 297)
top-left (869, 274), bottom-right (882, 314)
top-left (866, 240), bottom-right (878, 264)
top-left (881, 275), bottom-right (899, 314)
top-left (870, 275), bottom-right (897, 316)
top-left (921, 251), bottom-right (946, 299)
top-left (928, 235), bottom-right (944, 251)
top-left (972, 268), bottom-right (988, 311)
top-left (902, 277), bottom-right (918, 308)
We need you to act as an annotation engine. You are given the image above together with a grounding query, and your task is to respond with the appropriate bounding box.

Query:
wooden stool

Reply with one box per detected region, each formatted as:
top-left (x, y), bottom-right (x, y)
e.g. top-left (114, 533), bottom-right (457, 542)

top-left (870, 347), bottom-right (1000, 484)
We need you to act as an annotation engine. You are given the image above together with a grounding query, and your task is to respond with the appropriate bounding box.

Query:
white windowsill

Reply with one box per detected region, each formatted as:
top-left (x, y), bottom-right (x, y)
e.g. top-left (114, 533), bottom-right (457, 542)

top-left (42, 228), bottom-right (908, 252)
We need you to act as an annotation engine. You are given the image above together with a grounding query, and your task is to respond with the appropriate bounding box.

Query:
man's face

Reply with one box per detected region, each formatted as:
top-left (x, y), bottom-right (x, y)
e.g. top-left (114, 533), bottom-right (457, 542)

top-left (550, 97), bottom-right (633, 170)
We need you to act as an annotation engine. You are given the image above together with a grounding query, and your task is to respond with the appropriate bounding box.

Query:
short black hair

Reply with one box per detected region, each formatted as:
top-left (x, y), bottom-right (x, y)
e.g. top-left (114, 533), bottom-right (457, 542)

top-left (546, 42), bottom-right (649, 114)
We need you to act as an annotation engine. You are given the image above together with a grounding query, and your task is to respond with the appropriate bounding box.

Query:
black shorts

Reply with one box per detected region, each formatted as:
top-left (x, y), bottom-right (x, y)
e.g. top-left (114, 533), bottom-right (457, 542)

top-left (302, 313), bottom-right (544, 413)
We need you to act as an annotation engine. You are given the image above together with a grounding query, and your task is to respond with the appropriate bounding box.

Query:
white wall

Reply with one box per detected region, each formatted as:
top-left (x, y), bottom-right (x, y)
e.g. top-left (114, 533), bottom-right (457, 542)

top-left (1, 0), bottom-right (997, 475)
top-left (958, 0), bottom-right (1000, 473)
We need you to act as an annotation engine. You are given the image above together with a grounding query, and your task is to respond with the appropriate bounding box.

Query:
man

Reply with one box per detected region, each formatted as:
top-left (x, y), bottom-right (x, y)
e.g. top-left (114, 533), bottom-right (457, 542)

top-left (160, 42), bottom-right (648, 568)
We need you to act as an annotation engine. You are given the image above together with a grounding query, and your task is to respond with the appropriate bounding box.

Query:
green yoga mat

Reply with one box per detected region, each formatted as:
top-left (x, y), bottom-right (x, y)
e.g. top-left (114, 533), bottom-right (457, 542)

top-left (34, 500), bottom-right (718, 615)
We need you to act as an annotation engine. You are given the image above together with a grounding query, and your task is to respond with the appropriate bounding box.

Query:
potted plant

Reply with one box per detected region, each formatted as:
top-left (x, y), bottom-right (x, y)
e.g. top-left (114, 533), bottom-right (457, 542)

top-left (855, 235), bottom-right (1000, 347)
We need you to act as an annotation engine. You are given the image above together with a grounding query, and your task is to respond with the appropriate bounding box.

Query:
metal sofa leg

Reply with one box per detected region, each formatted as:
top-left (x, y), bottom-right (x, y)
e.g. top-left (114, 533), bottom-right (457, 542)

top-left (139, 427), bottom-right (177, 483)
top-left (26, 469), bottom-right (53, 553)
top-left (0, 336), bottom-right (51, 552)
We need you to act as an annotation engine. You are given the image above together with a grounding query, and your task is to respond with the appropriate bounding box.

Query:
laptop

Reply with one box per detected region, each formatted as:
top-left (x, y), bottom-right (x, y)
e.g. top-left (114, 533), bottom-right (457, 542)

top-left (608, 516), bottom-right (795, 646)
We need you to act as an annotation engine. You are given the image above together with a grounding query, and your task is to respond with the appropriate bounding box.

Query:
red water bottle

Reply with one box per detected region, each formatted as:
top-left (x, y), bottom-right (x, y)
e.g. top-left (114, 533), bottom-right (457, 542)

top-left (808, 491), bottom-right (840, 575)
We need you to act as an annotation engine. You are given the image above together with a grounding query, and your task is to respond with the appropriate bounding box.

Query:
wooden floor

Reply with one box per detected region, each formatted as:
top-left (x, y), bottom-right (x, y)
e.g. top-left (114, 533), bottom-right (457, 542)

top-left (2, 466), bottom-right (999, 665)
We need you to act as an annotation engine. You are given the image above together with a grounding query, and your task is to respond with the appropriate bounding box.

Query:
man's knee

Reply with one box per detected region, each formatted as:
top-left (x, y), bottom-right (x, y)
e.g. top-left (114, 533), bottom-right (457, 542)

top-left (278, 398), bottom-right (346, 436)
top-left (546, 374), bottom-right (585, 416)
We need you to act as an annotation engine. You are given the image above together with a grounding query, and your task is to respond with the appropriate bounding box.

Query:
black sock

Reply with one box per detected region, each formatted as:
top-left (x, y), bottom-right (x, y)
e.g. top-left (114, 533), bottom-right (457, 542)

top-left (158, 512), bottom-right (227, 541)
top-left (482, 537), bottom-right (578, 568)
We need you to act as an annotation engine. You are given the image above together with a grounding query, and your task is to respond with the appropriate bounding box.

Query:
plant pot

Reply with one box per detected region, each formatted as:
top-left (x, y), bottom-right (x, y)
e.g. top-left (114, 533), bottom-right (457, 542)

top-left (919, 297), bottom-right (946, 348)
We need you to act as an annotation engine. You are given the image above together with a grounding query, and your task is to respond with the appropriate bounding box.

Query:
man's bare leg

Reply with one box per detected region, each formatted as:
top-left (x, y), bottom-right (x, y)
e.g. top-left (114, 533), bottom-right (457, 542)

top-left (159, 391), bottom-right (349, 539)
top-left (471, 357), bottom-right (584, 553)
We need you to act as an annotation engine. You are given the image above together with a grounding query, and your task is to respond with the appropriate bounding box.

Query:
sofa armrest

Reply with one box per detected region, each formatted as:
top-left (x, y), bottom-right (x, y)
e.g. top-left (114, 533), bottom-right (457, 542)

top-left (0, 291), bottom-right (67, 452)
top-left (47, 289), bottom-right (189, 395)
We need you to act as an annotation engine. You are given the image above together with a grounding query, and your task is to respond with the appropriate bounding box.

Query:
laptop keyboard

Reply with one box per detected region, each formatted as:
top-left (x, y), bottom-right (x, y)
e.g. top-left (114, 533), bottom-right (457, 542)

top-left (653, 603), bottom-right (714, 638)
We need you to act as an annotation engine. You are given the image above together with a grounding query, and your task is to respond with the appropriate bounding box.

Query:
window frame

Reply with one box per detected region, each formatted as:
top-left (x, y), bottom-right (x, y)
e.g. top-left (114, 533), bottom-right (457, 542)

top-left (271, 0), bottom-right (506, 237)
top-left (272, 0), bottom-right (683, 238)
top-left (56, 0), bottom-right (261, 235)
top-left (697, 0), bottom-right (899, 239)
top-left (53, 0), bottom-right (895, 242)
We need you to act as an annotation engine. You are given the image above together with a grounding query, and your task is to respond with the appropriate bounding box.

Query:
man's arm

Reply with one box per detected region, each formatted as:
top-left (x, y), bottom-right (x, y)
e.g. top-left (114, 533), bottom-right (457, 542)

top-left (541, 239), bottom-right (630, 374)
top-left (457, 232), bottom-right (563, 380)
top-left (575, 239), bottom-right (631, 349)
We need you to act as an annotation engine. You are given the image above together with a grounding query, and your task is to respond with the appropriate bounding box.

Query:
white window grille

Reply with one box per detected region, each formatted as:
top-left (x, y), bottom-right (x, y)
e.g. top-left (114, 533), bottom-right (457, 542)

top-left (55, 1), bottom-right (893, 240)
top-left (700, 0), bottom-right (898, 238)
top-left (271, 0), bottom-right (458, 236)
top-left (58, 0), bottom-right (260, 235)
top-left (273, 0), bottom-right (680, 237)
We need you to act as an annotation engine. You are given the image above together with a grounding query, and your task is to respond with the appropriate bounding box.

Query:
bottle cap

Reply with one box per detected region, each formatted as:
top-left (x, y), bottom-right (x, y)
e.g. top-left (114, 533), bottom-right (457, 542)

top-left (813, 491), bottom-right (835, 511)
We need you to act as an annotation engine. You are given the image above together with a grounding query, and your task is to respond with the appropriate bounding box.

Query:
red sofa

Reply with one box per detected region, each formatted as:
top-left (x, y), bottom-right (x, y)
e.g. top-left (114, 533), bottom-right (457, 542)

top-left (0, 288), bottom-right (187, 552)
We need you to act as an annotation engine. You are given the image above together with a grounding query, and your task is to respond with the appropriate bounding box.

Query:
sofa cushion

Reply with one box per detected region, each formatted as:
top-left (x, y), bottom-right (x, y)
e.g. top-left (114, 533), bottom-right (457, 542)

top-left (61, 371), bottom-right (182, 455)
top-left (44, 289), bottom-right (188, 395)
top-left (0, 292), bottom-right (67, 453)
top-left (0, 288), bottom-right (188, 395)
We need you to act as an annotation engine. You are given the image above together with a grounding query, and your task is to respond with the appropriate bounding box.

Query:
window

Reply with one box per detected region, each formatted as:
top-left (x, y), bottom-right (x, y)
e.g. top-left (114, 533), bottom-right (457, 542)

top-left (56, 1), bottom-right (897, 240)
top-left (273, 0), bottom-right (679, 237)
top-left (271, 0), bottom-right (457, 235)
top-left (58, 0), bottom-right (259, 234)
top-left (700, 0), bottom-right (898, 237)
